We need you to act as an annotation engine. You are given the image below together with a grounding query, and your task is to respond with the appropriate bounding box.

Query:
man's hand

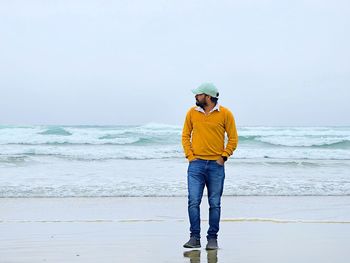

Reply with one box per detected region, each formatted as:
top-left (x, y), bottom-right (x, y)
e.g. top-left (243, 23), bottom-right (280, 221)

top-left (216, 157), bottom-right (225, 166)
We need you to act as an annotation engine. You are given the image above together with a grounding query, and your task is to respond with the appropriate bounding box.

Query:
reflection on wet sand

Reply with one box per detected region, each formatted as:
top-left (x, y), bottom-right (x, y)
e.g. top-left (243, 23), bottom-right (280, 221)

top-left (183, 249), bottom-right (218, 263)
top-left (184, 250), bottom-right (200, 263)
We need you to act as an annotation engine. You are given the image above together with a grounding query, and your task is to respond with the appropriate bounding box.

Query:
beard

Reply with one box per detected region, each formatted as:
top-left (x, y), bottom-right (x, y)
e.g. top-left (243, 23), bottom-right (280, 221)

top-left (196, 99), bottom-right (207, 108)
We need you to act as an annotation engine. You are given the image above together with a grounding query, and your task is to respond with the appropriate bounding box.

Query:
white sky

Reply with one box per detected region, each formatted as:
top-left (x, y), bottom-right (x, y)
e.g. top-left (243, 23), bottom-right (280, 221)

top-left (0, 0), bottom-right (349, 126)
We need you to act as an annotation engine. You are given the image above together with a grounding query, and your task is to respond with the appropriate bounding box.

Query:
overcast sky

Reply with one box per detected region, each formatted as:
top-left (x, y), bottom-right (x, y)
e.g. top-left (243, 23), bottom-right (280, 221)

top-left (0, 0), bottom-right (349, 126)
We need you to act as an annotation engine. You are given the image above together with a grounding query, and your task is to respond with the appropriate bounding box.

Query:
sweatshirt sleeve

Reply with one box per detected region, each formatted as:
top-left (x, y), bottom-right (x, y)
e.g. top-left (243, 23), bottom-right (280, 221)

top-left (181, 109), bottom-right (196, 161)
top-left (222, 109), bottom-right (238, 158)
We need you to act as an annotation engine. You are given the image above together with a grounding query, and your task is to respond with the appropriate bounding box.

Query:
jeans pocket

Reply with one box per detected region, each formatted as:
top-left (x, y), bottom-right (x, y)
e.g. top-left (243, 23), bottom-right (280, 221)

top-left (188, 159), bottom-right (197, 169)
top-left (215, 160), bottom-right (224, 167)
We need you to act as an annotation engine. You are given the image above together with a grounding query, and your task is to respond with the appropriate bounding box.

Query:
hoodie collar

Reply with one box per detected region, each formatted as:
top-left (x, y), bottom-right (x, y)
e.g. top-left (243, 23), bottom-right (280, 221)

top-left (195, 103), bottom-right (220, 114)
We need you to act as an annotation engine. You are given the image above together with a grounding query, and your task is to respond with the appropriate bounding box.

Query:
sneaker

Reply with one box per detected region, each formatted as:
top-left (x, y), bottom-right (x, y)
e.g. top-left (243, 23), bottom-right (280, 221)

top-left (206, 238), bottom-right (218, 250)
top-left (183, 237), bottom-right (201, 248)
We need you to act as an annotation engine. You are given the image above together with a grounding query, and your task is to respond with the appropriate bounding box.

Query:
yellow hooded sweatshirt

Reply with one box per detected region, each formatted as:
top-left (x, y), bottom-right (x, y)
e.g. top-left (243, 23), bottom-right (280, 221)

top-left (182, 105), bottom-right (238, 161)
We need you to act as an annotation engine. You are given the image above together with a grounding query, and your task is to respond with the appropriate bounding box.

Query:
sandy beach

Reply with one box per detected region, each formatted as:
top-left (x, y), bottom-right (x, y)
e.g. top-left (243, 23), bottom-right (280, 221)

top-left (1, 196), bottom-right (350, 262)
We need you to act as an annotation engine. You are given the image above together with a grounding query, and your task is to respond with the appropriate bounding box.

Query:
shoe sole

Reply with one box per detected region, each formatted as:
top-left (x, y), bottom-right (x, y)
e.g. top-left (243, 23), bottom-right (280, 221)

top-left (183, 244), bottom-right (201, 248)
top-left (206, 246), bottom-right (218, 250)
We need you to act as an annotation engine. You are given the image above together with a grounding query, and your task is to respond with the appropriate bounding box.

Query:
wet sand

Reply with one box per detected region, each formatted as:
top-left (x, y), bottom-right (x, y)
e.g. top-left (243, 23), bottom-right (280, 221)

top-left (1, 196), bottom-right (350, 262)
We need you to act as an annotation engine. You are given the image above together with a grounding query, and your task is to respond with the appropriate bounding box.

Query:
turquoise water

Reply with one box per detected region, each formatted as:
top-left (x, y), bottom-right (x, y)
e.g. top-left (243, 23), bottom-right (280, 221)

top-left (0, 124), bottom-right (349, 197)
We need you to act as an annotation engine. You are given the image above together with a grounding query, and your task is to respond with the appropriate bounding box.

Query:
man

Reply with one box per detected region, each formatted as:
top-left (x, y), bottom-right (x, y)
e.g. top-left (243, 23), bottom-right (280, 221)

top-left (182, 83), bottom-right (238, 250)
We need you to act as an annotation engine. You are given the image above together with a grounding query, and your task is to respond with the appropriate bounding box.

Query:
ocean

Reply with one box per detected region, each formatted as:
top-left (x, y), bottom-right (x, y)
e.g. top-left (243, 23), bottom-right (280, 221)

top-left (0, 124), bottom-right (349, 197)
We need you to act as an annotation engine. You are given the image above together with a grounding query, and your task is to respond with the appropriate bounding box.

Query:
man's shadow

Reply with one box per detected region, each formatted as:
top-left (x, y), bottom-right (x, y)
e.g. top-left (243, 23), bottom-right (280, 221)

top-left (183, 249), bottom-right (218, 263)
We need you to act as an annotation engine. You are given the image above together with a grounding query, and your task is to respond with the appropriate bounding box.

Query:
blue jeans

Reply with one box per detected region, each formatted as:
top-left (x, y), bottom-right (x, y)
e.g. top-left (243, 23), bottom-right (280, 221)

top-left (187, 159), bottom-right (225, 240)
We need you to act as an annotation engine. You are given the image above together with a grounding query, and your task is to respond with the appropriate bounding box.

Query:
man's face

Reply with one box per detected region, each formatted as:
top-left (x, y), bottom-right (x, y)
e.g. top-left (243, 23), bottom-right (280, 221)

top-left (195, 94), bottom-right (208, 108)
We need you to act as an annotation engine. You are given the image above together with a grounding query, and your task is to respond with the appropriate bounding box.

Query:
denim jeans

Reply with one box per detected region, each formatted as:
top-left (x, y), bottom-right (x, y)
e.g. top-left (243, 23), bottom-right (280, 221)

top-left (187, 159), bottom-right (225, 240)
